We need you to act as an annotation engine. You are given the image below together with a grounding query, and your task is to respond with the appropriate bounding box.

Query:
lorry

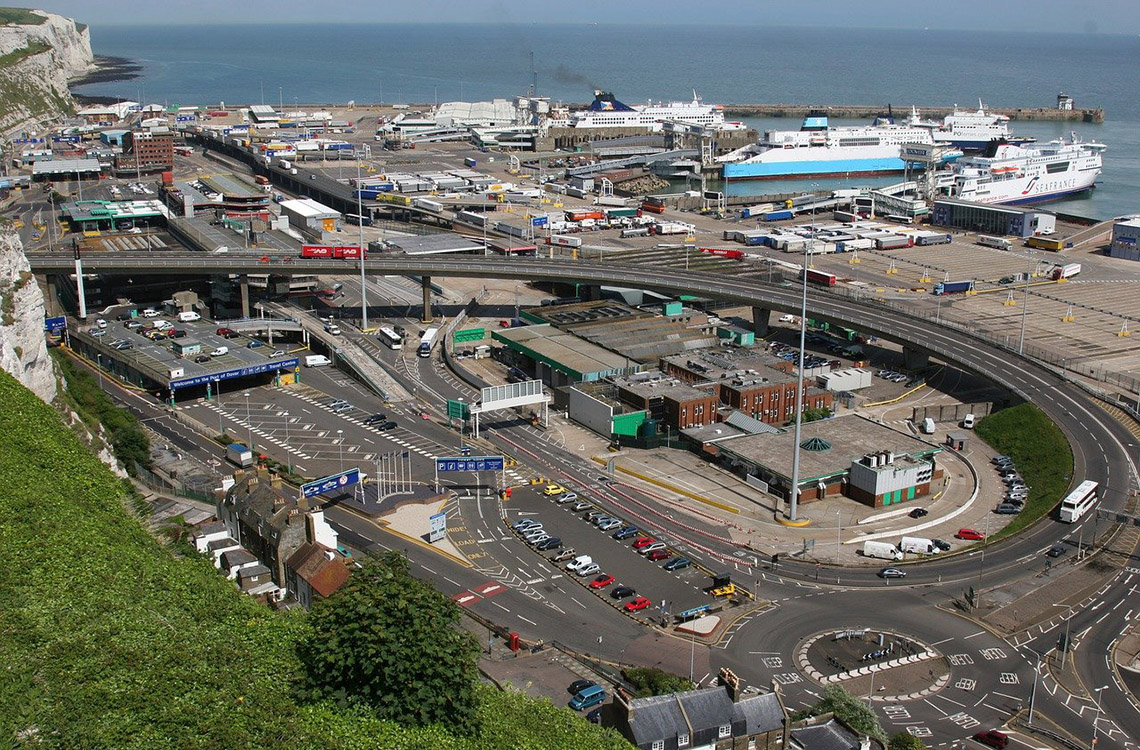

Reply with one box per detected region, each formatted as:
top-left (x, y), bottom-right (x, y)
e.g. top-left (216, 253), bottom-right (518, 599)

top-left (862, 541), bottom-right (904, 561)
top-left (1052, 262), bottom-right (1081, 280)
top-left (900, 536), bottom-right (940, 555)
top-left (546, 234), bottom-right (582, 248)
top-left (226, 443), bottom-right (254, 468)
top-left (933, 280), bottom-right (974, 295)
top-left (412, 197), bottom-right (444, 213)
top-left (760, 209), bottom-right (794, 222)
top-left (875, 234), bottom-right (914, 250)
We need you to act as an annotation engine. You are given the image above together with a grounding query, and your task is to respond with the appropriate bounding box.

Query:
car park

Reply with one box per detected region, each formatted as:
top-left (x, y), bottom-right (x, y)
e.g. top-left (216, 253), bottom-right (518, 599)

top-left (624, 597), bottom-right (652, 612)
top-left (646, 550), bottom-right (671, 562)
top-left (878, 567), bottom-right (907, 579)
top-left (610, 586), bottom-right (635, 599)
top-left (956, 528), bottom-right (986, 541)
top-left (663, 557), bottom-right (691, 571)
top-left (576, 563), bottom-right (601, 577)
top-left (612, 527), bottom-right (638, 540)
top-left (1046, 545), bottom-right (1067, 558)
top-left (589, 574), bottom-right (615, 589)
top-left (639, 542), bottom-right (667, 555)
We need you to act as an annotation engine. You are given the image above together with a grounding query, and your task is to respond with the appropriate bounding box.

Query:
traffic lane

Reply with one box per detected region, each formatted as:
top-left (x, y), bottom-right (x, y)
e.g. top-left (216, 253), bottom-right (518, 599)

top-left (718, 588), bottom-right (1029, 744)
top-left (327, 504), bottom-right (651, 656)
top-left (504, 487), bottom-right (714, 616)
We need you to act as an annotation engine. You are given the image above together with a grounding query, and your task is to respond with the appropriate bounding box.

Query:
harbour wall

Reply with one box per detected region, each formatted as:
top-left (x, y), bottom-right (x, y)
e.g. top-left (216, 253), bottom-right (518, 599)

top-left (719, 104), bottom-right (1104, 123)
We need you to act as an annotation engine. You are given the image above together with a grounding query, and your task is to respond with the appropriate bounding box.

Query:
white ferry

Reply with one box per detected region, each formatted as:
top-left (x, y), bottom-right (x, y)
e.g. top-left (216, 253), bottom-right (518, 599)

top-left (942, 134), bottom-right (1105, 205)
top-left (905, 102), bottom-right (1034, 151)
top-left (570, 90), bottom-right (738, 131)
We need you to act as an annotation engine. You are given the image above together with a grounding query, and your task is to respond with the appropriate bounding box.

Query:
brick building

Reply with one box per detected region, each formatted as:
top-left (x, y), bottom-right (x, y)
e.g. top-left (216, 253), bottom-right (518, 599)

top-left (613, 375), bottom-right (719, 431)
top-left (115, 129), bottom-right (174, 175)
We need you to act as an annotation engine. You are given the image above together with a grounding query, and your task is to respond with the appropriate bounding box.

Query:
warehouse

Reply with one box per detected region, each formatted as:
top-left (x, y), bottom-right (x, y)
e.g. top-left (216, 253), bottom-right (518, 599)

top-left (491, 324), bottom-right (640, 389)
top-left (711, 414), bottom-right (942, 508)
top-left (930, 199), bottom-right (1055, 238)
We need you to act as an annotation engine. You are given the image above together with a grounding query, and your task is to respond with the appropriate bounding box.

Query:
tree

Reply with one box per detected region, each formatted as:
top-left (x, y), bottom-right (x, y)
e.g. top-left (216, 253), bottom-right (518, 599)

top-left (622, 666), bottom-right (693, 697)
top-left (297, 551), bottom-right (481, 736)
top-left (809, 685), bottom-right (886, 742)
top-left (889, 732), bottom-right (928, 750)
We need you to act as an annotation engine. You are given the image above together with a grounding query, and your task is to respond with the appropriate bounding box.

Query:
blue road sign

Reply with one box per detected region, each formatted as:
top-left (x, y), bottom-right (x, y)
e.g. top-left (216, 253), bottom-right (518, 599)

top-left (429, 511), bottom-right (447, 543)
top-left (531, 216), bottom-right (548, 227)
top-left (43, 316), bottom-right (67, 333)
top-left (435, 456), bottom-right (504, 473)
top-left (301, 468), bottom-right (361, 498)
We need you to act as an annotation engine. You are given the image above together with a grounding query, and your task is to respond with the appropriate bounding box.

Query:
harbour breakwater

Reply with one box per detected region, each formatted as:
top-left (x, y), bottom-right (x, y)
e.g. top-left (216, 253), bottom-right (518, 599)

top-left (720, 104), bottom-right (1103, 123)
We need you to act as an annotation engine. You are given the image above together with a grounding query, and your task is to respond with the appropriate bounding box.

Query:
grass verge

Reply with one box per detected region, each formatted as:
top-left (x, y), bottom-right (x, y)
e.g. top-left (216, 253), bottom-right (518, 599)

top-left (975, 402), bottom-right (1074, 539)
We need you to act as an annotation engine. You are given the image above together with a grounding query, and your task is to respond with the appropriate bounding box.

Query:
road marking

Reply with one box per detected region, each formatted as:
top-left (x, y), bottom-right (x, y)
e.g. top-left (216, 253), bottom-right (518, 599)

top-left (517, 615), bottom-right (536, 625)
top-left (964, 631), bottom-right (986, 639)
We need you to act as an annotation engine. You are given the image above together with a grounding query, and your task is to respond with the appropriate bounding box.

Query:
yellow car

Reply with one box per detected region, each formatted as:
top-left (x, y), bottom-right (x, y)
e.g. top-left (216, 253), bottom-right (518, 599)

top-left (542, 484), bottom-right (566, 496)
top-left (711, 583), bottom-right (736, 598)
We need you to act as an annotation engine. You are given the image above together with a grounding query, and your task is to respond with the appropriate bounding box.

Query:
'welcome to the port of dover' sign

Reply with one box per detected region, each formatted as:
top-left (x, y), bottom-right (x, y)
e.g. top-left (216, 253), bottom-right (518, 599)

top-left (301, 468), bottom-right (360, 498)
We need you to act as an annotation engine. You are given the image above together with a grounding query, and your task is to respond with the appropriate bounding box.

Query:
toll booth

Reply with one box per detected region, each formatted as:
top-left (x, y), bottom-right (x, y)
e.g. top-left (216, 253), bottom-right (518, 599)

top-left (712, 571), bottom-right (732, 589)
top-left (946, 431), bottom-right (969, 451)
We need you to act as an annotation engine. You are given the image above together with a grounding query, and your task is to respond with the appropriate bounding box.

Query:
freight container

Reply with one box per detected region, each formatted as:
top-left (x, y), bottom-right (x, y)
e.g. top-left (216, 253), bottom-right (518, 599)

top-left (977, 235), bottom-right (1012, 250)
top-left (565, 210), bottom-right (605, 222)
top-left (1027, 236), bottom-right (1066, 251)
top-left (463, 157), bottom-right (477, 168)
top-left (698, 247), bottom-right (745, 260)
top-left (595, 195), bottom-right (628, 207)
top-left (620, 227), bottom-right (650, 238)
top-left (546, 234), bottom-right (582, 248)
top-left (760, 209), bottom-right (794, 222)
top-left (932, 280), bottom-right (974, 295)
top-left (836, 238), bottom-right (874, 253)
top-left (652, 222), bottom-right (694, 236)
top-left (862, 541), bottom-right (903, 561)
top-left (741, 203), bottom-right (776, 219)
top-left (1052, 263), bottom-right (1081, 280)
top-left (566, 186), bottom-right (590, 199)
top-left (604, 207), bottom-right (639, 219)
top-left (456, 210), bottom-right (488, 227)
top-left (226, 443), bottom-right (254, 468)
top-left (915, 232), bottom-right (952, 246)
top-left (833, 210), bottom-right (859, 222)
top-left (412, 197), bottom-right (444, 213)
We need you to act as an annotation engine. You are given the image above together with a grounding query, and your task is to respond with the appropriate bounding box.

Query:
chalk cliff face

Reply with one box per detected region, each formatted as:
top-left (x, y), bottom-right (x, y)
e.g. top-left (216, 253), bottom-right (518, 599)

top-left (0, 230), bottom-right (56, 403)
top-left (0, 9), bottom-right (94, 135)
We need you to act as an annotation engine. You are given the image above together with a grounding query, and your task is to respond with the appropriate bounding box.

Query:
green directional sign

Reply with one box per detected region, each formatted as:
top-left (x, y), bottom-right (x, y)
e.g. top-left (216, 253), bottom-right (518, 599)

top-left (454, 327), bottom-right (486, 343)
top-left (447, 399), bottom-right (470, 420)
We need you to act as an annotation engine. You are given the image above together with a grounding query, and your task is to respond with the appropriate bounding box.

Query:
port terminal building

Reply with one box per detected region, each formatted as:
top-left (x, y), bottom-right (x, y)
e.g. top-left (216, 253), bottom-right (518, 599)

top-left (930, 199), bottom-right (1055, 238)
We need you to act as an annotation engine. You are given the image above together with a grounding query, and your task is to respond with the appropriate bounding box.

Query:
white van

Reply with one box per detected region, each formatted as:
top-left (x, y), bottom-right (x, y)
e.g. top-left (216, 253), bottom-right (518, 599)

top-left (304, 354), bottom-right (332, 368)
top-left (177, 311), bottom-right (201, 323)
top-left (141, 308), bottom-right (159, 318)
top-left (962, 413), bottom-right (976, 429)
top-left (151, 319), bottom-right (173, 330)
top-left (210, 346), bottom-right (229, 357)
top-left (921, 417), bottom-right (936, 435)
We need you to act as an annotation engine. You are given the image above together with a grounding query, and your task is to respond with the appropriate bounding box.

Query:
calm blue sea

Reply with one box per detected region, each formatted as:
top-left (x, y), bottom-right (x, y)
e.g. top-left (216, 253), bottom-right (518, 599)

top-left (72, 23), bottom-right (1140, 218)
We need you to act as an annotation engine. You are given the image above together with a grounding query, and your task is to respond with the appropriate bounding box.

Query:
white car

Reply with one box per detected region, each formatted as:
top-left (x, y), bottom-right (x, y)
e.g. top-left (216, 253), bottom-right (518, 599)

top-left (639, 542), bottom-right (667, 555)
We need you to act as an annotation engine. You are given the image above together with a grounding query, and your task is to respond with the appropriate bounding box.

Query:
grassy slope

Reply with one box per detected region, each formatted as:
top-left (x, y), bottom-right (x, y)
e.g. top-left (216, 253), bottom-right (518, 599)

top-left (0, 7), bottom-right (46, 24)
top-left (974, 403), bottom-right (1074, 538)
top-left (0, 369), bottom-right (630, 749)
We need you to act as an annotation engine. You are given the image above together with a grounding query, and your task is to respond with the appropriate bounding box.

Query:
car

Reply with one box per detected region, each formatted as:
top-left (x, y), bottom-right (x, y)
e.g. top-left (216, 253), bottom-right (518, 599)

top-left (878, 567), bottom-right (907, 579)
top-left (536, 537), bottom-right (561, 551)
top-left (931, 539), bottom-right (951, 552)
top-left (331, 403), bottom-right (355, 414)
top-left (88, 328), bottom-right (106, 337)
top-left (512, 519), bottom-right (539, 530)
top-left (591, 514), bottom-right (615, 526)
top-left (113, 341), bottom-right (133, 350)
top-left (224, 330), bottom-right (241, 339)
top-left (994, 504), bottom-right (1021, 515)
top-left (586, 706), bottom-right (603, 724)
top-left (991, 455), bottom-right (1012, 465)
top-left (269, 349), bottom-right (285, 357)
top-left (584, 510), bottom-right (605, 522)
top-left (998, 466), bottom-right (1020, 477)
top-left (328, 399), bottom-right (349, 408)
top-left (612, 527), bottom-right (638, 540)
top-left (247, 340), bottom-right (264, 349)
top-left (610, 586), bottom-right (636, 599)
top-left (596, 475), bottom-right (616, 485)
top-left (141, 308), bottom-right (159, 318)
top-left (567, 679), bottom-right (598, 696)
top-left (663, 557), bottom-right (692, 571)
top-left (571, 501), bottom-right (592, 512)
top-left (632, 537), bottom-right (656, 550)
top-left (639, 542), bottom-right (666, 555)
top-left (559, 492), bottom-right (578, 502)
top-left (589, 574), bottom-right (615, 589)
top-left (194, 355), bottom-right (211, 364)
top-left (1003, 474), bottom-right (1024, 485)
top-left (377, 421), bottom-right (398, 431)
top-left (520, 524), bottom-right (544, 536)
top-left (552, 548), bottom-right (577, 562)
top-left (216, 327), bottom-right (235, 336)
top-left (597, 518), bottom-right (622, 531)
top-left (647, 550), bottom-right (671, 562)
top-left (169, 329), bottom-right (187, 339)
top-left (526, 534), bottom-right (551, 546)
top-left (124, 320), bottom-right (143, 329)
top-left (576, 563), bottom-right (601, 577)
top-left (956, 528), bottom-right (986, 541)
top-left (363, 413), bottom-right (388, 425)
top-left (908, 508), bottom-right (928, 518)
top-left (624, 596), bottom-right (652, 612)
top-left (1046, 545), bottom-right (1067, 558)
top-left (971, 730), bottom-right (1009, 749)
top-left (711, 583), bottom-right (736, 597)
top-left (543, 484), bottom-right (566, 496)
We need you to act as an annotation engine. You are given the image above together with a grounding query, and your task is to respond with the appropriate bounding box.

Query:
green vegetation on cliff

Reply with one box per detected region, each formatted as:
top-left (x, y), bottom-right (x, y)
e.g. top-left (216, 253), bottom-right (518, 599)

top-left (0, 7), bottom-right (46, 25)
top-left (0, 368), bottom-right (630, 748)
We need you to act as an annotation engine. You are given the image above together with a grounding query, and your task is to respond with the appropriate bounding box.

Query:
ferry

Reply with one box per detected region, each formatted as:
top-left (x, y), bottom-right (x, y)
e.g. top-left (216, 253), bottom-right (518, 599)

top-left (718, 112), bottom-right (957, 180)
top-left (942, 134), bottom-right (1105, 205)
top-left (570, 90), bottom-right (740, 131)
top-left (905, 102), bottom-right (1034, 151)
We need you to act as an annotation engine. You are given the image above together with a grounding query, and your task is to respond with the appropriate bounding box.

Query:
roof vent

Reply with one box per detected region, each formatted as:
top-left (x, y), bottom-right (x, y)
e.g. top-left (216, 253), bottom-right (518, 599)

top-left (800, 437), bottom-right (832, 452)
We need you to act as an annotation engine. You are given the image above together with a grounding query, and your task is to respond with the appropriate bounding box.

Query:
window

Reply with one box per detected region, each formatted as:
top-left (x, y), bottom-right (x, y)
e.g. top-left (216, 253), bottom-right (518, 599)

top-left (652, 741), bottom-right (665, 750)
top-left (678, 733), bottom-right (690, 748)
top-left (718, 724), bottom-right (731, 738)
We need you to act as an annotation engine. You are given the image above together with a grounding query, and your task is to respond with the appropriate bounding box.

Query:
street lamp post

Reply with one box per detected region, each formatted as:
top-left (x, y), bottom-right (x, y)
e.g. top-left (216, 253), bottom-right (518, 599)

top-left (1093, 684), bottom-right (1109, 747)
top-left (215, 378), bottom-right (223, 437)
top-left (95, 353), bottom-right (103, 391)
top-left (356, 159), bottom-right (368, 331)
top-left (244, 391), bottom-right (253, 450)
top-left (1054, 603), bottom-right (1075, 670)
top-left (1018, 249), bottom-right (1033, 355)
top-left (836, 509), bottom-right (842, 564)
top-left (282, 410), bottom-right (291, 474)
top-left (1028, 650), bottom-right (1041, 725)
top-left (787, 186), bottom-right (817, 521)
top-left (337, 429), bottom-right (344, 472)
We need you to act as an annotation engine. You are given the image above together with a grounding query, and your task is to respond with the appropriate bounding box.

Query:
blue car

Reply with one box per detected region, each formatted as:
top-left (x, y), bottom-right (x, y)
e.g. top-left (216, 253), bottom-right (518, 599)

top-left (612, 526), bottom-right (638, 540)
top-left (663, 557), bottom-right (691, 571)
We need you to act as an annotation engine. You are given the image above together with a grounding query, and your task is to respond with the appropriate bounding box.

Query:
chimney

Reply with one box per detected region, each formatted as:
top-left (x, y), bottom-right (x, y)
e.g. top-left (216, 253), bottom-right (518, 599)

top-left (270, 474), bottom-right (282, 490)
top-left (719, 667), bottom-right (742, 702)
top-left (859, 736), bottom-right (872, 750)
top-left (613, 686), bottom-right (634, 725)
top-left (247, 476), bottom-right (259, 491)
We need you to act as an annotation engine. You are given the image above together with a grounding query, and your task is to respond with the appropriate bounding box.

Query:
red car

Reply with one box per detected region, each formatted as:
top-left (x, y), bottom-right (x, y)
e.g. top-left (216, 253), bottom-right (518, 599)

top-left (632, 537), bottom-right (656, 550)
top-left (589, 574), bottom-right (615, 590)
top-left (971, 730), bottom-right (1008, 749)
top-left (646, 550), bottom-right (671, 562)
top-left (956, 528), bottom-right (986, 541)
top-left (216, 327), bottom-right (235, 337)
top-left (624, 596), bottom-right (652, 612)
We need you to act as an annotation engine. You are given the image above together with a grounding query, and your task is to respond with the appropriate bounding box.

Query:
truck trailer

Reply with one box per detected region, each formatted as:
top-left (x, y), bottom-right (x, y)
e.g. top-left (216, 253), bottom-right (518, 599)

top-left (933, 280), bottom-right (974, 295)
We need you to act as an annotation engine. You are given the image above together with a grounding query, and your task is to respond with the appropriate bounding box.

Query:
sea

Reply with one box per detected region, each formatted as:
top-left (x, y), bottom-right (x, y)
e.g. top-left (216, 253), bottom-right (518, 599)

top-left (71, 23), bottom-right (1140, 220)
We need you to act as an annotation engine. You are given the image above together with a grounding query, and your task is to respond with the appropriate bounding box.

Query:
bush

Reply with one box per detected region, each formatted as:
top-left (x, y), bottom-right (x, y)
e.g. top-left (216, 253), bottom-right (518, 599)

top-left (975, 403), bottom-right (1074, 538)
top-left (889, 732), bottom-right (928, 750)
top-left (805, 685), bottom-right (885, 742)
top-left (622, 666), bottom-right (693, 697)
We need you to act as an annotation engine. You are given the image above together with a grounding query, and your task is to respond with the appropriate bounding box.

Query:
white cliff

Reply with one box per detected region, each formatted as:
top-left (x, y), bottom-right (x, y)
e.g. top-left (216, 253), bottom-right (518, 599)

top-left (0, 9), bottom-right (94, 135)
top-left (0, 229), bottom-right (56, 402)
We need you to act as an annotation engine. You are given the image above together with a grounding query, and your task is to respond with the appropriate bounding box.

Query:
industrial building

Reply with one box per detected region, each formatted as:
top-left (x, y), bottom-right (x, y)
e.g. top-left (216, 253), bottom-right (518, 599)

top-left (613, 373), bottom-right (720, 431)
top-left (1109, 217), bottom-right (1140, 261)
top-left (31, 157), bottom-right (104, 183)
top-left (114, 130), bottom-right (174, 175)
top-left (492, 324), bottom-right (641, 388)
top-left (59, 199), bottom-right (168, 232)
top-left (930, 199), bottom-right (1055, 238)
top-left (279, 197), bottom-right (339, 238)
top-left (710, 414), bottom-right (943, 507)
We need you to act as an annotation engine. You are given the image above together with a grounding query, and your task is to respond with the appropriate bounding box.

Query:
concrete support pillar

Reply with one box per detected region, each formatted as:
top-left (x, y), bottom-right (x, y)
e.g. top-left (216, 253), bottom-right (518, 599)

top-left (902, 346), bottom-right (929, 371)
top-left (239, 276), bottom-right (251, 319)
top-left (421, 275), bottom-right (434, 324)
top-left (74, 258), bottom-right (87, 319)
top-left (44, 276), bottom-right (59, 317)
top-left (751, 307), bottom-right (771, 337)
top-left (580, 284), bottom-right (601, 302)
